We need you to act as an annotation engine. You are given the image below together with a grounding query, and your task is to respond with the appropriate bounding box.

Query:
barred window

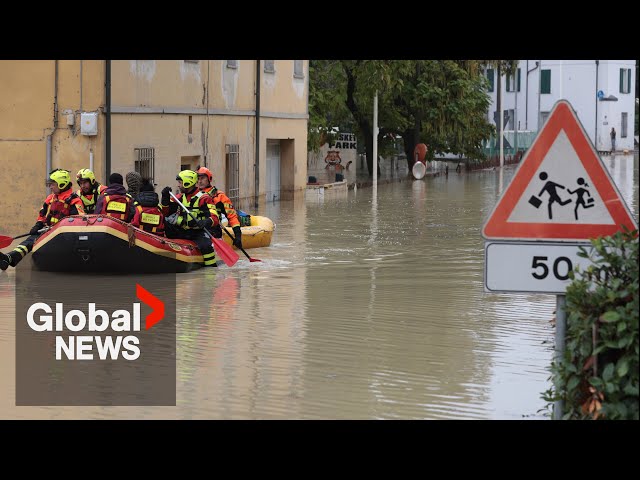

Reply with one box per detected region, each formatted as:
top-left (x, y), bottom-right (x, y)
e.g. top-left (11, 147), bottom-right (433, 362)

top-left (134, 147), bottom-right (154, 182)
top-left (225, 144), bottom-right (239, 204)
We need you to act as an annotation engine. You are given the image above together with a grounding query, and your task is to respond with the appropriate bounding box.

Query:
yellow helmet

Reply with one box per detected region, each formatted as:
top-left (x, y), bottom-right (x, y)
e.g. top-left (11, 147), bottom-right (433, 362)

top-left (48, 169), bottom-right (71, 189)
top-left (176, 170), bottom-right (198, 189)
top-left (76, 168), bottom-right (97, 186)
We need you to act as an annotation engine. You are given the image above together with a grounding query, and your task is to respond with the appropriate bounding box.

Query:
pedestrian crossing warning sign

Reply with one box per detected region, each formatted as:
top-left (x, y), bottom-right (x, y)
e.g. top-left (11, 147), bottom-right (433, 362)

top-left (482, 100), bottom-right (637, 242)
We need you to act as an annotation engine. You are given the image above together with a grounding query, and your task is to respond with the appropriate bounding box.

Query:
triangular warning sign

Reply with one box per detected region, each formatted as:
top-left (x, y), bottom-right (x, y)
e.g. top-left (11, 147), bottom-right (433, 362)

top-left (483, 100), bottom-right (637, 241)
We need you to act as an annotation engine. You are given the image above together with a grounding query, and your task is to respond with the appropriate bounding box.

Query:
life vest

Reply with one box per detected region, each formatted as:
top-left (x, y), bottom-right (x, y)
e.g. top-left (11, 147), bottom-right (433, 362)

top-left (44, 189), bottom-right (82, 225)
top-left (133, 204), bottom-right (165, 235)
top-left (77, 185), bottom-right (106, 214)
top-left (175, 191), bottom-right (212, 229)
top-left (101, 193), bottom-right (132, 221)
top-left (204, 186), bottom-right (239, 227)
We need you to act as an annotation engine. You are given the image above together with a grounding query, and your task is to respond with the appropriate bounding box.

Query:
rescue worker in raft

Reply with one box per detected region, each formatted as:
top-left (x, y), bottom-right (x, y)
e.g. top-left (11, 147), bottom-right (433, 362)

top-left (1, 168), bottom-right (85, 271)
top-left (131, 178), bottom-right (166, 236)
top-left (94, 172), bottom-right (135, 222)
top-left (196, 166), bottom-right (243, 250)
top-left (161, 170), bottom-right (222, 267)
top-left (75, 168), bottom-right (107, 214)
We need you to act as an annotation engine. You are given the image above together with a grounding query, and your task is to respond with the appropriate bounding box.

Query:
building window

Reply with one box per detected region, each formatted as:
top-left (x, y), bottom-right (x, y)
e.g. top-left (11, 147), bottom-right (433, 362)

top-left (294, 60), bottom-right (304, 79)
top-left (620, 68), bottom-right (631, 94)
top-left (264, 60), bottom-right (275, 73)
top-left (486, 68), bottom-right (494, 92)
top-left (226, 60), bottom-right (238, 69)
top-left (621, 112), bottom-right (628, 138)
top-left (134, 147), bottom-right (155, 182)
top-left (540, 111), bottom-right (550, 127)
top-left (541, 69), bottom-right (551, 94)
top-left (184, 60), bottom-right (199, 64)
top-left (506, 68), bottom-right (521, 92)
top-left (226, 144), bottom-right (240, 204)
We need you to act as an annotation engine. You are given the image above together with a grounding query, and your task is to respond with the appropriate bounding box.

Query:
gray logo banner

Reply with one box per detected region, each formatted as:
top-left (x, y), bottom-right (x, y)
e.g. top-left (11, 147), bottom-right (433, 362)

top-left (16, 269), bottom-right (176, 406)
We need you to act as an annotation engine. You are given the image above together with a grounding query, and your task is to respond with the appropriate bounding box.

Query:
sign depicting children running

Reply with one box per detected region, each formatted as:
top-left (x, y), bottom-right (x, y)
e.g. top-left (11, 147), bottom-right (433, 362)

top-left (528, 173), bottom-right (594, 221)
top-left (483, 100), bottom-right (636, 242)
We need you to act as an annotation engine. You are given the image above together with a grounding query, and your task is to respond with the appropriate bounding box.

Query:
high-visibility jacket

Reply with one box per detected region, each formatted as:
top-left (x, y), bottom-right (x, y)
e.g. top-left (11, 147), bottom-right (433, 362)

top-left (100, 193), bottom-right (134, 221)
top-left (37, 187), bottom-right (85, 226)
top-left (201, 186), bottom-right (239, 228)
top-left (162, 188), bottom-right (220, 230)
top-left (76, 184), bottom-right (107, 214)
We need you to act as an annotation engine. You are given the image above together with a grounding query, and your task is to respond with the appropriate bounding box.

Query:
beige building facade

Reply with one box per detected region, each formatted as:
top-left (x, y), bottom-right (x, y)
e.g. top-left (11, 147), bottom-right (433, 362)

top-left (0, 60), bottom-right (308, 233)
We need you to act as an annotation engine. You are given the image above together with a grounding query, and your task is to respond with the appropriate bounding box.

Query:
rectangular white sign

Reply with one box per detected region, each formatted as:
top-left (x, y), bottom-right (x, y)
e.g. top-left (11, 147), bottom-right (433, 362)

top-left (484, 242), bottom-right (596, 294)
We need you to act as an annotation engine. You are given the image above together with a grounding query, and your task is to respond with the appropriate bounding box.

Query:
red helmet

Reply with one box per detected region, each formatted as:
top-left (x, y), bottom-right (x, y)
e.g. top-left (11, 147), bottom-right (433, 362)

top-left (197, 167), bottom-right (213, 183)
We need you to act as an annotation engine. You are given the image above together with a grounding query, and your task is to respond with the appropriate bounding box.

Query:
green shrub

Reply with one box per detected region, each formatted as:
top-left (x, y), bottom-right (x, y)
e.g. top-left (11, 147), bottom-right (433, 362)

top-left (543, 228), bottom-right (639, 420)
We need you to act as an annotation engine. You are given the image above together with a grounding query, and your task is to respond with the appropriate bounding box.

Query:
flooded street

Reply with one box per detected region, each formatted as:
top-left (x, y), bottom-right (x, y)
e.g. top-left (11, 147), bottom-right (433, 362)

top-left (1, 154), bottom-right (637, 419)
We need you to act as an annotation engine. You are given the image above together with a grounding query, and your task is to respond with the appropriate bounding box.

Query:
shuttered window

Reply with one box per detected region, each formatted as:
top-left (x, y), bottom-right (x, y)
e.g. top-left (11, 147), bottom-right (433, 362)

top-left (541, 69), bottom-right (551, 94)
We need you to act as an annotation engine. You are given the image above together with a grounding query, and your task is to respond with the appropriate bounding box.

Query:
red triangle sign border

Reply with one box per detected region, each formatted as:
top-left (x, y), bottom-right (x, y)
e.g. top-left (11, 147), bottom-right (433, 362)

top-left (482, 100), bottom-right (637, 241)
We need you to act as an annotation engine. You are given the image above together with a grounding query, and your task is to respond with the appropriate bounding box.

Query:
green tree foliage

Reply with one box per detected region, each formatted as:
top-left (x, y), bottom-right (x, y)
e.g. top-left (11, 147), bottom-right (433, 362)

top-left (308, 60), bottom-right (501, 175)
top-left (543, 229), bottom-right (639, 420)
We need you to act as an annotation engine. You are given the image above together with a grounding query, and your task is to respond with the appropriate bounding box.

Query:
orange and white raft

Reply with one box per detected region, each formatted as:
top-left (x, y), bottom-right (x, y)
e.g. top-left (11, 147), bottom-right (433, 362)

top-left (31, 215), bottom-right (205, 273)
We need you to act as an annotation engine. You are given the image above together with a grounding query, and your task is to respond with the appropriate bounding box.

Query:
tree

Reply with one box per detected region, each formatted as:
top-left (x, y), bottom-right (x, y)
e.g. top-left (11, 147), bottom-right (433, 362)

top-left (307, 61), bottom-right (352, 153)
top-left (309, 60), bottom-right (502, 176)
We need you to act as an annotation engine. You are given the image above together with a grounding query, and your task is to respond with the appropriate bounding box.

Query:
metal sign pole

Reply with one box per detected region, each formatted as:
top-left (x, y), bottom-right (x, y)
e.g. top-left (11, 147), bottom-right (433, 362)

top-left (554, 294), bottom-right (566, 420)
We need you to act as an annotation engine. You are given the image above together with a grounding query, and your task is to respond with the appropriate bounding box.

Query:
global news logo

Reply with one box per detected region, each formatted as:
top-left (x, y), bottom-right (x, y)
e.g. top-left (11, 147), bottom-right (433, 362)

top-left (25, 284), bottom-right (164, 361)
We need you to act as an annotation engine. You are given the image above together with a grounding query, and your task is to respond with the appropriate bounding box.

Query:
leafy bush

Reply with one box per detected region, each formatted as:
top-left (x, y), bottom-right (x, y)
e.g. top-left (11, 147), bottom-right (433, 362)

top-left (543, 228), bottom-right (639, 419)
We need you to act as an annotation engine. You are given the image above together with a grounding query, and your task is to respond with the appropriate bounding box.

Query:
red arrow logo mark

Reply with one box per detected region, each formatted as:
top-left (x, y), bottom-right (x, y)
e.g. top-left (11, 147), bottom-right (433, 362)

top-left (136, 284), bottom-right (165, 330)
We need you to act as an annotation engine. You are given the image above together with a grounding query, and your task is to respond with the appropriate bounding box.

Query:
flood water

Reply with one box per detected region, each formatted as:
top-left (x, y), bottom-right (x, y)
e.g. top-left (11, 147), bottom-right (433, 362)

top-left (1, 154), bottom-right (637, 419)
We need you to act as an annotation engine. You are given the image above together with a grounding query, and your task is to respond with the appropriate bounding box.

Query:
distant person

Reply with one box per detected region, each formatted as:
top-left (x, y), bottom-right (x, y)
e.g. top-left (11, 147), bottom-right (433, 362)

top-left (94, 173), bottom-right (135, 222)
top-left (76, 168), bottom-right (107, 214)
top-left (196, 166), bottom-right (243, 250)
top-left (126, 171), bottom-right (143, 197)
top-left (610, 127), bottom-right (616, 153)
top-left (131, 178), bottom-right (165, 236)
top-left (1, 169), bottom-right (85, 271)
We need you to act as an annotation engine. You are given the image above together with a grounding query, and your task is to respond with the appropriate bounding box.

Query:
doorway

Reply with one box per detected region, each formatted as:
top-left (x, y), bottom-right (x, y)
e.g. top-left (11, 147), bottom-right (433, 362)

top-left (266, 140), bottom-right (281, 202)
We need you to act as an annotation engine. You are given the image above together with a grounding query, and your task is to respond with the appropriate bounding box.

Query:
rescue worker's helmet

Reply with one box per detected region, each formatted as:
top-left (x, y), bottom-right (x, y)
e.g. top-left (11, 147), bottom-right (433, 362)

top-left (176, 170), bottom-right (198, 189)
top-left (197, 167), bottom-right (213, 183)
top-left (76, 168), bottom-right (97, 186)
top-left (48, 169), bottom-right (71, 190)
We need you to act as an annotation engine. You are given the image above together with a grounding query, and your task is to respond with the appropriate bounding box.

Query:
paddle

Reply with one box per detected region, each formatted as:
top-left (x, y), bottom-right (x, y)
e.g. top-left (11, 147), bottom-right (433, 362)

top-left (222, 225), bottom-right (262, 262)
top-left (169, 191), bottom-right (239, 267)
top-left (0, 227), bottom-right (50, 248)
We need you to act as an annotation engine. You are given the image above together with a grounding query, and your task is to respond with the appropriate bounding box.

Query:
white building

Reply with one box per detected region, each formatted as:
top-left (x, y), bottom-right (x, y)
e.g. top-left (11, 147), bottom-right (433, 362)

top-left (486, 60), bottom-right (636, 152)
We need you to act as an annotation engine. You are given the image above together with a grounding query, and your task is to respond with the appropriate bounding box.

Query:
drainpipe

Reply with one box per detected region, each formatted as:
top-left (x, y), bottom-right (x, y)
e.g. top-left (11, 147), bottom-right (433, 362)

top-left (537, 60), bottom-right (542, 130)
top-left (526, 60), bottom-right (539, 131)
top-left (595, 60), bottom-right (599, 150)
top-left (105, 60), bottom-right (111, 178)
top-left (46, 60), bottom-right (59, 195)
top-left (80, 60), bottom-right (83, 111)
top-left (254, 60), bottom-right (261, 208)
